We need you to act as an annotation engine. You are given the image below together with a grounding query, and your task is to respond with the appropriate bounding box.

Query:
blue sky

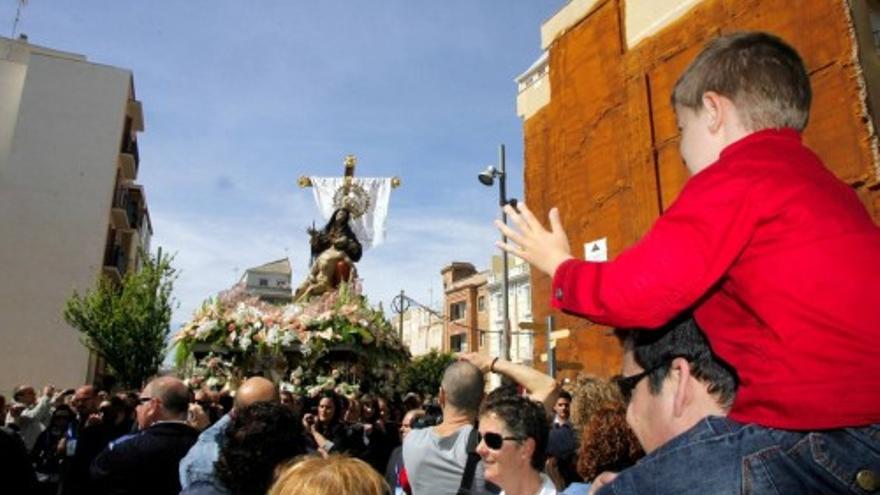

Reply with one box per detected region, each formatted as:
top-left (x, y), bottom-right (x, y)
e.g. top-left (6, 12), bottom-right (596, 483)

top-left (2, 1), bottom-right (566, 326)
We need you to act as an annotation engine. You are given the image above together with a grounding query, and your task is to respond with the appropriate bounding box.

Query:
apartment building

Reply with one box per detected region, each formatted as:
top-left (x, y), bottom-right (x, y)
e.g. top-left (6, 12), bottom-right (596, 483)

top-left (440, 262), bottom-right (489, 354)
top-left (396, 304), bottom-right (444, 357)
top-left (0, 36), bottom-right (152, 393)
top-left (241, 258), bottom-right (293, 303)
top-left (485, 255), bottom-right (533, 365)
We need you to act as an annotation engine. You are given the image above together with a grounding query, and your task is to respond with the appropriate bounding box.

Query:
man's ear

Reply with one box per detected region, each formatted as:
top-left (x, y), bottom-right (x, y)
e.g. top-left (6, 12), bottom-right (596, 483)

top-left (670, 357), bottom-right (694, 418)
top-left (438, 387), bottom-right (446, 407)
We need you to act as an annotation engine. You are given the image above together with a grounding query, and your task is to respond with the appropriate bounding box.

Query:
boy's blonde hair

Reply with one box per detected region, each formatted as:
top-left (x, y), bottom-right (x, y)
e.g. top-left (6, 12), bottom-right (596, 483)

top-left (672, 32), bottom-right (811, 132)
top-left (268, 455), bottom-right (388, 495)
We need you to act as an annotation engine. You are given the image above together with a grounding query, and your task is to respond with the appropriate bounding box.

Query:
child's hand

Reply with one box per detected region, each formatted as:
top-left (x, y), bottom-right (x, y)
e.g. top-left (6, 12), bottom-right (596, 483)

top-left (495, 203), bottom-right (573, 277)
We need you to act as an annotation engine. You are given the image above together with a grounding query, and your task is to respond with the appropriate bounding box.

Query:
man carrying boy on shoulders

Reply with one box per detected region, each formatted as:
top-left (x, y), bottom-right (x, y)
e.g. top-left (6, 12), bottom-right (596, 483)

top-left (498, 32), bottom-right (880, 493)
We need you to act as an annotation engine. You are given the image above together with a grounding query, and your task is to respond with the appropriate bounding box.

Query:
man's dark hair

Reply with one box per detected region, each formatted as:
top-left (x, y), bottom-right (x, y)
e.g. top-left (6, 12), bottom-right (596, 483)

top-left (12, 385), bottom-right (32, 402)
top-left (672, 31), bottom-right (811, 131)
top-left (480, 393), bottom-right (549, 471)
top-left (216, 402), bottom-right (305, 495)
top-left (441, 361), bottom-right (484, 415)
top-left (557, 391), bottom-right (572, 402)
top-left (615, 316), bottom-right (738, 410)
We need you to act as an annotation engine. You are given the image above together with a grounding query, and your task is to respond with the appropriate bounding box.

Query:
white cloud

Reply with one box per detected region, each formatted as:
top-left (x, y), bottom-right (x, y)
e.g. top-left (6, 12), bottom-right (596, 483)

top-left (152, 202), bottom-right (500, 330)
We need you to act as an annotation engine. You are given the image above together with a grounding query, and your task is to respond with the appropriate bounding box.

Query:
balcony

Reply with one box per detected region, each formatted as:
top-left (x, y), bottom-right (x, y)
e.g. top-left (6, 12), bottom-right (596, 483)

top-left (110, 185), bottom-right (143, 231)
top-left (127, 99), bottom-right (144, 132)
top-left (118, 152), bottom-right (137, 181)
top-left (119, 125), bottom-right (140, 181)
top-left (102, 242), bottom-right (127, 283)
top-left (110, 188), bottom-right (131, 230)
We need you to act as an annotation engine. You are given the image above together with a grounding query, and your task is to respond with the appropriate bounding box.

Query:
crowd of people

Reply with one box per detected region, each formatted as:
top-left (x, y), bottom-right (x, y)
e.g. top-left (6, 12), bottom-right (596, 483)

top-left (0, 314), bottom-right (747, 495)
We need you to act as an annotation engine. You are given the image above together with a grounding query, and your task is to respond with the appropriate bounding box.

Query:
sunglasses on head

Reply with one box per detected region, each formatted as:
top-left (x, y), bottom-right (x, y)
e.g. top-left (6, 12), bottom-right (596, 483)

top-left (479, 431), bottom-right (524, 450)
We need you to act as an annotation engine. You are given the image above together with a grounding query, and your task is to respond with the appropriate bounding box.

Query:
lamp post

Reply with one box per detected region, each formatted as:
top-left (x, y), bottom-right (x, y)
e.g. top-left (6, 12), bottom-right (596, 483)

top-left (478, 144), bottom-right (512, 362)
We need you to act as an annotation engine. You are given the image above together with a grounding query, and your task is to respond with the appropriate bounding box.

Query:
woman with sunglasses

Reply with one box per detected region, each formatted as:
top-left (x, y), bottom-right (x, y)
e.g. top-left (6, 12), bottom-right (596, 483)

top-left (476, 392), bottom-right (556, 495)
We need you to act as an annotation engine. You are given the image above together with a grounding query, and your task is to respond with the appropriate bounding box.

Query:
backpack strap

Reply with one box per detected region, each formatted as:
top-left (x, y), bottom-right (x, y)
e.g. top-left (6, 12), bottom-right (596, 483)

top-left (457, 426), bottom-right (481, 495)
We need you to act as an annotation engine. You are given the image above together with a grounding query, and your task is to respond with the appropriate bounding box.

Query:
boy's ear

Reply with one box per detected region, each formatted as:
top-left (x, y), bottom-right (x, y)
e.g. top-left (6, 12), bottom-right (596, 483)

top-left (701, 91), bottom-right (726, 133)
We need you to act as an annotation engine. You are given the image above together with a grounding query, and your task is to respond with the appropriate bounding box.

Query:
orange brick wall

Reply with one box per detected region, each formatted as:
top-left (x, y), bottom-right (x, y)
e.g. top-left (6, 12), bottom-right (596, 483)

top-left (525, 0), bottom-right (880, 381)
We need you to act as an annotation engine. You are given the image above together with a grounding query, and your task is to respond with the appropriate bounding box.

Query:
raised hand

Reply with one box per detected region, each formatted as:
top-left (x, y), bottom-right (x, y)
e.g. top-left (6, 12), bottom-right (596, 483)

top-left (494, 203), bottom-right (574, 277)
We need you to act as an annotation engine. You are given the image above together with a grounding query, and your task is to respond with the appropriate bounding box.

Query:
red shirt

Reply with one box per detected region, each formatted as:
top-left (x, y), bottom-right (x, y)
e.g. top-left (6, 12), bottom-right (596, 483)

top-left (551, 129), bottom-right (880, 429)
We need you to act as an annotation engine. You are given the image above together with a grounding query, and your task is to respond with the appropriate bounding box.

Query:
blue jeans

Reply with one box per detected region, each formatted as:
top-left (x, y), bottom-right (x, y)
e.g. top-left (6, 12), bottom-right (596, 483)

top-left (602, 417), bottom-right (880, 494)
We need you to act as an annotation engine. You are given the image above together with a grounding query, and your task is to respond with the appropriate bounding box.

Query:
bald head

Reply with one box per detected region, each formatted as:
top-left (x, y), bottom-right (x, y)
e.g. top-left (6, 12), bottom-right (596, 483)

top-left (441, 361), bottom-right (484, 415)
top-left (145, 376), bottom-right (190, 420)
top-left (234, 377), bottom-right (278, 410)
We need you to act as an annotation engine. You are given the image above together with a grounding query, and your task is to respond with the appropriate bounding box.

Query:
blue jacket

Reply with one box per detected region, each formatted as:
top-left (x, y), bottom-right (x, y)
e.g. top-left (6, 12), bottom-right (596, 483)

top-left (178, 414), bottom-right (231, 490)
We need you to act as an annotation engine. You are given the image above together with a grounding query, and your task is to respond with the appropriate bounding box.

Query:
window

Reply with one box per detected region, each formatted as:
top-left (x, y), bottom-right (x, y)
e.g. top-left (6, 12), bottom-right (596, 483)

top-left (521, 284), bottom-right (531, 317)
top-left (450, 334), bottom-right (466, 352)
top-left (259, 278), bottom-right (268, 287)
top-left (276, 280), bottom-right (287, 287)
top-left (450, 301), bottom-right (466, 320)
top-left (478, 296), bottom-right (485, 312)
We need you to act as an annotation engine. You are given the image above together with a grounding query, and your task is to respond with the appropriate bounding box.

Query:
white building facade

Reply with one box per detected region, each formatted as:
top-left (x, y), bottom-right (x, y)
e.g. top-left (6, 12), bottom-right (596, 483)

top-left (242, 258), bottom-right (293, 303)
top-left (0, 37), bottom-right (151, 394)
top-left (485, 255), bottom-right (533, 365)
top-left (396, 305), bottom-right (444, 357)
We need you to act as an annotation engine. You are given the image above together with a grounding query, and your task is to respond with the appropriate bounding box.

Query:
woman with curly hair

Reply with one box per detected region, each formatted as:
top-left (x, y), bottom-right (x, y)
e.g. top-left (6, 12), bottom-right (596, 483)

top-left (181, 402), bottom-right (305, 495)
top-left (269, 454), bottom-right (388, 495)
top-left (476, 392), bottom-right (557, 495)
top-left (560, 402), bottom-right (643, 495)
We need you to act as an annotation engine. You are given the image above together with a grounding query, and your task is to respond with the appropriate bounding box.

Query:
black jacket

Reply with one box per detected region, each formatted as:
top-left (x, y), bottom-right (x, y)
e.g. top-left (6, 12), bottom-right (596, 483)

top-left (91, 421), bottom-right (199, 495)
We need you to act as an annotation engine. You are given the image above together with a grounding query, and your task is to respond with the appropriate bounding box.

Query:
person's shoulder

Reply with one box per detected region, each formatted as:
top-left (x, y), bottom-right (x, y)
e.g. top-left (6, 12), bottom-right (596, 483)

top-left (404, 426), bottom-right (431, 445)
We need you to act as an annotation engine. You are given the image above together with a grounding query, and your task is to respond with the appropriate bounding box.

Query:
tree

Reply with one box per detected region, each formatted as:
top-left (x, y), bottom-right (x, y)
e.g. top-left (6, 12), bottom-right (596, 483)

top-left (400, 350), bottom-right (456, 398)
top-left (65, 249), bottom-right (176, 389)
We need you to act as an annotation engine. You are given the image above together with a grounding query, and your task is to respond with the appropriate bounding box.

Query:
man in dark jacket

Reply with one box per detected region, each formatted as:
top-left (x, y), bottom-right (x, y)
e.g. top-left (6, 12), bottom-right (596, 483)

top-left (60, 385), bottom-right (115, 495)
top-left (91, 376), bottom-right (198, 495)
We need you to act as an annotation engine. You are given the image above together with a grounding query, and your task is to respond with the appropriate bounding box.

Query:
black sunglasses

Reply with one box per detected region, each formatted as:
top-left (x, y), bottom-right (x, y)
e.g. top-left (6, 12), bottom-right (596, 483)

top-left (479, 431), bottom-right (524, 450)
top-left (614, 363), bottom-right (668, 403)
top-left (137, 396), bottom-right (153, 405)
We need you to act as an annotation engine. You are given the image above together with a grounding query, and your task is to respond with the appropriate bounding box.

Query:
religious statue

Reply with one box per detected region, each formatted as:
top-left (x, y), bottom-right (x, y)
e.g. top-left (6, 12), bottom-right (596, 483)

top-left (293, 207), bottom-right (363, 302)
top-left (293, 154), bottom-right (399, 303)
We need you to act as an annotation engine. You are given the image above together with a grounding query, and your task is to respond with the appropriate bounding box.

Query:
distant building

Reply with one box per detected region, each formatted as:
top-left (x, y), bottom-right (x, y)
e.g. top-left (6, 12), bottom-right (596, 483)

top-left (241, 258), bottom-right (292, 303)
top-left (486, 255), bottom-right (533, 365)
top-left (440, 262), bottom-right (489, 354)
top-left (396, 305), bottom-right (444, 357)
top-left (0, 36), bottom-right (152, 394)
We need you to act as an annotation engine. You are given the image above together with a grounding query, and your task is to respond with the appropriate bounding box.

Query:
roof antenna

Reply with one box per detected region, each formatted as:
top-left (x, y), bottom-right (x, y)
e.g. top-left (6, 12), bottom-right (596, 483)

top-left (10, 0), bottom-right (28, 40)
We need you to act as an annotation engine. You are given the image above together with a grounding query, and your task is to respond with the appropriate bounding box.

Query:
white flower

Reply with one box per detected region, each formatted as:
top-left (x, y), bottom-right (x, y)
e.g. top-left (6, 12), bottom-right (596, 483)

top-left (194, 320), bottom-right (218, 340)
top-left (239, 335), bottom-right (252, 351)
top-left (206, 377), bottom-right (220, 388)
top-left (281, 332), bottom-right (296, 348)
top-left (317, 328), bottom-right (334, 340)
top-left (283, 304), bottom-right (302, 320)
top-left (265, 325), bottom-right (280, 346)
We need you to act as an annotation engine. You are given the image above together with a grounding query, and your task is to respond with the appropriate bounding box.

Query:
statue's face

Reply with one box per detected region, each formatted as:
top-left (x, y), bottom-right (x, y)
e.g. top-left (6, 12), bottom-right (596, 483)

top-left (336, 209), bottom-right (349, 223)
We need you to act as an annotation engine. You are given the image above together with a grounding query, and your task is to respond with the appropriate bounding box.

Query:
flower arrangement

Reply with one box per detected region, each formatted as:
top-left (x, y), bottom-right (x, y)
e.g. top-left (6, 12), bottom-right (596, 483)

top-left (174, 280), bottom-right (409, 396)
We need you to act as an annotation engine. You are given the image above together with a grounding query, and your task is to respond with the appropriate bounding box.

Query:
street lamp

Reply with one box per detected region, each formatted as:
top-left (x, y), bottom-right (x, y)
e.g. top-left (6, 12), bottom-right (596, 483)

top-left (478, 144), bottom-right (513, 362)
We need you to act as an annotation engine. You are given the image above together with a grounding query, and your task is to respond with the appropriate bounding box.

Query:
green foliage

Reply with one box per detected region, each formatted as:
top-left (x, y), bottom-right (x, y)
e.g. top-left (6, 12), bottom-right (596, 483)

top-left (400, 350), bottom-right (456, 397)
top-left (64, 249), bottom-right (177, 389)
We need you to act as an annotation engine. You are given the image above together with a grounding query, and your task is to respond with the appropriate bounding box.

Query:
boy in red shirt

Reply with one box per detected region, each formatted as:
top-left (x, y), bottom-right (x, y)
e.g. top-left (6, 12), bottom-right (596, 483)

top-left (497, 32), bottom-right (879, 492)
